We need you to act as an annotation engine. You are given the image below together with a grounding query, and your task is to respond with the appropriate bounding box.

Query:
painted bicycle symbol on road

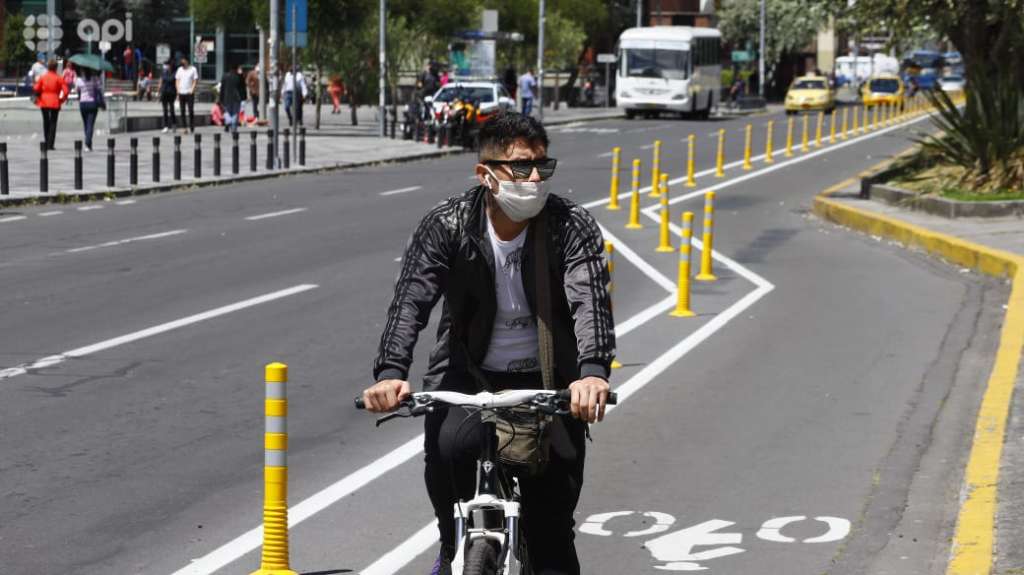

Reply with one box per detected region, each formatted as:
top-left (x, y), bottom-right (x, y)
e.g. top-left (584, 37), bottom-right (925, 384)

top-left (579, 511), bottom-right (851, 571)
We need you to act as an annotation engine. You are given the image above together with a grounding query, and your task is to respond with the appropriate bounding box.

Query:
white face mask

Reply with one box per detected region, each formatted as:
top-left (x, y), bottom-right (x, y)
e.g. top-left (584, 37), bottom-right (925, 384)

top-left (484, 168), bottom-right (549, 222)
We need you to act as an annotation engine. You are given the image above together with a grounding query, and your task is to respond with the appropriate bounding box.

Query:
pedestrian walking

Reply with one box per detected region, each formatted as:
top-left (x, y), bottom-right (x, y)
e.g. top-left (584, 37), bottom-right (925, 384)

top-left (33, 59), bottom-right (69, 151)
top-left (328, 76), bottom-right (345, 114)
top-left (218, 64), bottom-right (246, 133)
top-left (519, 68), bottom-right (537, 117)
top-left (62, 63), bottom-right (77, 106)
top-left (157, 59), bottom-right (177, 133)
top-left (175, 57), bottom-right (199, 133)
top-left (123, 44), bottom-right (135, 80)
top-left (246, 67), bottom-right (260, 121)
top-left (283, 68), bottom-right (307, 127)
top-left (75, 68), bottom-right (105, 152)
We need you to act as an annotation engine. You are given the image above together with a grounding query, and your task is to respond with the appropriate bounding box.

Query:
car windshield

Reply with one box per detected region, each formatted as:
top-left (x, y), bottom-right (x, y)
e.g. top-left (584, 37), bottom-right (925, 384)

top-left (869, 79), bottom-right (900, 93)
top-left (434, 87), bottom-right (494, 103)
top-left (622, 49), bottom-right (690, 80)
top-left (792, 79), bottom-right (826, 90)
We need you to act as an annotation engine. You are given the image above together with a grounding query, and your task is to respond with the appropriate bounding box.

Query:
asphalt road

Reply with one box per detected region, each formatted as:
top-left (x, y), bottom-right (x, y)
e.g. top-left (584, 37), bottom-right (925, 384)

top-left (0, 109), bottom-right (1007, 575)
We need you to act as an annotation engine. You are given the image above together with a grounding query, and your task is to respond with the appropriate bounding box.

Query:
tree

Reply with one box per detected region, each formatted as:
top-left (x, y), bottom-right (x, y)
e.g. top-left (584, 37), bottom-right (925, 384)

top-left (1, 10), bottom-right (34, 77)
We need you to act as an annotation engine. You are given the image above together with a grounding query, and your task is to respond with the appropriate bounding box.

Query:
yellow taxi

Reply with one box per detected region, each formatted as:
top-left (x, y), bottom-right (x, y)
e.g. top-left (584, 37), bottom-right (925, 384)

top-left (784, 75), bottom-right (835, 114)
top-left (861, 75), bottom-right (905, 107)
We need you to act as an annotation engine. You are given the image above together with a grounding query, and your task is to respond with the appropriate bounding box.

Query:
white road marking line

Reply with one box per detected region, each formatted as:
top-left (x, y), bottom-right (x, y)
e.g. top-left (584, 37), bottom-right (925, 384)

top-left (0, 284), bottom-right (318, 382)
top-left (244, 207), bottom-right (308, 221)
top-left (116, 199), bottom-right (136, 205)
top-left (640, 143), bottom-right (656, 150)
top-left (597, 151), bottom-right (615, 158)
top-left (380, 185), bottom-right (423, 196)
top-left (77, 205), bottom-right (103, 211)
top-left (64, 229), bottom-right (187, 254)
top-left (39, 211), bottom-right (63, 216)
top-left (0, 215), bottom-right (27, 222)
top-left (360, 523), bottom-right (440, 575)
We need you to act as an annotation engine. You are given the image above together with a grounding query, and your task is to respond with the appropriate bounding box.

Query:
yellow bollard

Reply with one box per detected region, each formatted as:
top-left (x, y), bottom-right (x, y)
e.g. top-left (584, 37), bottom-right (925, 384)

top-left (251, 363), bottom-right (298, 575)
top-left (852, 104), bottom-right (860, 135)
top-left (669, 211), bottom-right (696, 318)
top-left (814, 110), bottom-right (824, 148)
top-left (605, 241), bottom-right (624, 368)
top-left (649, 140), bottom-right (662, 197)
top-left (840, 107), bottom-right (849, 140)
top-left (715, 128), bottom-right (725, 177)
top-left (829, 109), bottom-right (837, 144)
top-left (685, 134), bottom-right (697, 187)
top-left (801, 113), bottom-right (810, 152)
top-left (607, 147), bottom-right (621, 211)
top-left (784, 116), bottom-right (795, 157)
top-left (871, 104), bottom-right (879, 131)
top-left (863, 103), bottom-right (869, 133)
top-left (696, 191), bottom-right (716, 281)
top-left (626, 158), bottom-right (643, 229)
top-left (764, 120), bottom-right (775, 164)
top-left (656, 173), bottom-right (674, 253)
top-left (742, 124), bottom-right (753, 170)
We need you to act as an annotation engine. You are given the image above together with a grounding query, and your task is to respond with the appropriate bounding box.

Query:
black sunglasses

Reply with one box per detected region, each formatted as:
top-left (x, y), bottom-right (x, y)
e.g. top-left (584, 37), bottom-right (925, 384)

top-left (485, 158), bottom-right (558, 180)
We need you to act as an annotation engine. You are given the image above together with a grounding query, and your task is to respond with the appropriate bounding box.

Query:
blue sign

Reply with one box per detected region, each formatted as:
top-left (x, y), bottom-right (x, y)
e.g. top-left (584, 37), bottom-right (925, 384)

top-left (285, 0), bottom-right (308, 48)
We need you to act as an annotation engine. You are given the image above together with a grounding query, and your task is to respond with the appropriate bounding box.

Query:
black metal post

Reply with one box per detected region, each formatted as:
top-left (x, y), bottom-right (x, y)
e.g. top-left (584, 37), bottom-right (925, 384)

top-left (283, 128), bottom-right (291, 169)
top-left (298, 127), bottom-right (306, 166)
top-left (152, 137), bottom-right (161, 182)
top-left (414, 120), bottom-right (422, 143)
top-left (232, 132), bottom-right (240, 174)
top-left (193, 134), bottom-right (202, 178)
top-left (213, 134), bottom-right (221, 177)
top-left (74, 140), bottom-right (83, 190)
top-left (266, 129), bottom-right (274, 170)
top-left (438, 125), bottom-right (445, 149)
top-left (130, 138), bottom-right (138, 186)
top-left (390, 109), bottom-right (397, 139)
top-left (0, 143), bottom-right (9, 195)
top-left (39, 142), bottom-right (48, 193)
top-left (250, 132), bottom-right (258, 172)
top-left (106, 138), bottom-right (115, 187)
top-left (174, 135), bottom-right (182, 180)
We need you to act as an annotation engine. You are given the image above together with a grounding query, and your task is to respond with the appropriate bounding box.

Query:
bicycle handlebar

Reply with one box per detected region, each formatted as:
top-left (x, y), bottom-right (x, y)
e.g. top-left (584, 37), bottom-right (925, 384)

top-left (353, 388), bottom-right (617, 411)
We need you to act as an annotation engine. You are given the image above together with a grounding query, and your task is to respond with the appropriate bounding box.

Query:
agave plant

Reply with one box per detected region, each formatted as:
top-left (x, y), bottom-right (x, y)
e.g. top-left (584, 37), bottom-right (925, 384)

top-left (916, 68), bottom-right (1024, 193)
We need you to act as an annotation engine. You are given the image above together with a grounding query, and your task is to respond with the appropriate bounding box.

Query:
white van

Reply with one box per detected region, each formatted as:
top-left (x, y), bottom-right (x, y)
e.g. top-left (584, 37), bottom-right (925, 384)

top-left (615, 26), bottom-right (723, 119)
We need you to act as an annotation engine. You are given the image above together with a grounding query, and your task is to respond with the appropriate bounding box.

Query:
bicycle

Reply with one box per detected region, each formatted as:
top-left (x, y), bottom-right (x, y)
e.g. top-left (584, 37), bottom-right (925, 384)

top-left (355, 388), bottom-right (617, 575)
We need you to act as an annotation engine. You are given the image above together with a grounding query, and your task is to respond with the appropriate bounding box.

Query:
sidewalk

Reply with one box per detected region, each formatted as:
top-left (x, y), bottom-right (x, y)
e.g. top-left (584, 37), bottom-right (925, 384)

top-left (0, 105), bottom-right (623, 206)
top-left (816, 180), bottom-right (1024, 574)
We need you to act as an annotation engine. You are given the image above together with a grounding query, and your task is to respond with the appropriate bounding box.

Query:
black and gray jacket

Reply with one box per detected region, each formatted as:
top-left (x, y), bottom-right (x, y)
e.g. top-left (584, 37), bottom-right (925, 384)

top-left (373, 186), bottom-right (616, 391)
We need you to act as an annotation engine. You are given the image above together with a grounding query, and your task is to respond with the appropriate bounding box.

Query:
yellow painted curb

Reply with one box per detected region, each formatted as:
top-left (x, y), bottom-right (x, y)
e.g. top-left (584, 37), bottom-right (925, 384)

top-left (813, 157), bottom-right (1024, 575)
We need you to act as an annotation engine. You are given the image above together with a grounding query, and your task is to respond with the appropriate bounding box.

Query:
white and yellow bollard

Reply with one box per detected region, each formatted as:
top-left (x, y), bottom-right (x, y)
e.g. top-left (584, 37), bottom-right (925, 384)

top-left (649, 140), bottom-right (662, 197)
top-left (626, 158), bottom-right (643, 230)
top-left (696, 191), bottom-right (716, 281)
top-left (607, 147), bottom-right (621, 211)
top-left (670, 211), bottom-right (696, 318)
top-left (656, 173), bottom-right (673, 253)
top-left (852, 104), bottom-right (860, 135)
top-left (605, 242), bottom-right (624, 368)
top-left (784, 116), bottom-right (795, 157)
top-left (871, 104), bottom-right (879, 131)
top-left (840, 106), bottom-right (849, 140)
top-left (252, 363), bottom-right (298, 575)
top-left (715, 128), bottom-right (726, 177)
top-left (814, 110), bottom-right (824, 148)
top-left (801, 113), bottom-right (810, 152)
top-left (764, 120), bottom-right (775, 164)
top-left (742, 123), bottom-right (753, 170)
top-left (829, 109), bottom-right (837, 144)
top-left (685, 134), bottom-right (697, 188)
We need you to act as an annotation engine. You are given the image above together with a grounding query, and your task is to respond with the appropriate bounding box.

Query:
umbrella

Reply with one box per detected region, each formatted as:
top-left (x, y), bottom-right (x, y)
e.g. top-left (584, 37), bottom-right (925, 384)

top-left (69, 53), bottom-right (114, 72)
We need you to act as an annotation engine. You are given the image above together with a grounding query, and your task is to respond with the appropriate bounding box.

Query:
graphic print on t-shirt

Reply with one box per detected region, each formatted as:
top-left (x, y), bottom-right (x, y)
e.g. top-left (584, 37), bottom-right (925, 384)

top-left (481, 219), bottom-right (541, 374)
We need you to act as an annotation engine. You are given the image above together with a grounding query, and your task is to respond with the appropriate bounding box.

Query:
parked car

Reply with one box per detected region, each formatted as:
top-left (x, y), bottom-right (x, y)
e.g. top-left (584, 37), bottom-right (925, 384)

top-left (938, 75), bottom-right (966, 93)
top-left (784, 75), bottom-right (835, 114)
top-left (429, 81), bottom-right (515, 123)
top-left (861, 75), bottom-right (905, 107)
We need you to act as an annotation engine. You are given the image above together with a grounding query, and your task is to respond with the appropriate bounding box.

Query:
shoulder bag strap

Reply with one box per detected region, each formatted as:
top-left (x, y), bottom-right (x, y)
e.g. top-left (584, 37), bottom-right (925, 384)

top-left (533, 211), bottom-right (556, 391)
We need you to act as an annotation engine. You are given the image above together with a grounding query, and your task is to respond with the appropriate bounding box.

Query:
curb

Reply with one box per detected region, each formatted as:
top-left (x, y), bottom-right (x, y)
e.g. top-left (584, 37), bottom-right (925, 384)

top-left (0, 146), bottom-right (468, 209)
top-left (814, 158), bottom-right (1024, 575)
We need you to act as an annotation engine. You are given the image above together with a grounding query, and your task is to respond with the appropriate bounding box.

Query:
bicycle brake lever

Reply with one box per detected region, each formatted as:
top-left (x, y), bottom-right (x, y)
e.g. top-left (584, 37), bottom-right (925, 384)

top-left (375, 411), bottom-right (408, 427)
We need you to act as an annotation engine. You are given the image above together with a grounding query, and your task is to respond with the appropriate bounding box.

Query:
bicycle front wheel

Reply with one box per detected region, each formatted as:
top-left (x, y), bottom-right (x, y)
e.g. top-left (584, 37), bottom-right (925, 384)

top-left (463, 538), bottom-right (500, 575)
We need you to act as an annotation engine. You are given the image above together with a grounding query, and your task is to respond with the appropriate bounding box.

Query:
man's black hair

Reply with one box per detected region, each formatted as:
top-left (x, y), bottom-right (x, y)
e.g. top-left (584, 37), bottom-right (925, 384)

top-left (477, 111), bottom-right (549, 160)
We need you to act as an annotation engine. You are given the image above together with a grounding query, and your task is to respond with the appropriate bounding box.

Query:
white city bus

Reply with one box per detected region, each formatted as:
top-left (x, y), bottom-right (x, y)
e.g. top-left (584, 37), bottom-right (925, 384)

top-left (615, 26), bottom-right (722, 119)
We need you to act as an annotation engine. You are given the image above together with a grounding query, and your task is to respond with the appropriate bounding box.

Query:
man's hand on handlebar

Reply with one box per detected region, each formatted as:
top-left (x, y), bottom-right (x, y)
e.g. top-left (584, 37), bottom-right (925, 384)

top-left (569, 376), bottom-right (610, 424)
top-left (361, 379), bottom-right (411, 412)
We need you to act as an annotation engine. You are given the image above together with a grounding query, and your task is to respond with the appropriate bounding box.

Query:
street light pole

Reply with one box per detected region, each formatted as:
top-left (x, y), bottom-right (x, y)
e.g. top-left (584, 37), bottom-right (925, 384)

top-left (636, 0), bottom-right (642, 28)
top-left (46, 0), bottom-right (55, 62)
top-left (270, 0), bottom-right (280, 167)
top-left (379, 0), bottom-right (387, 137)
top-left (536, 0), bottom-right (545, 121)
top-left (758, 0), bottom-right (766, 98)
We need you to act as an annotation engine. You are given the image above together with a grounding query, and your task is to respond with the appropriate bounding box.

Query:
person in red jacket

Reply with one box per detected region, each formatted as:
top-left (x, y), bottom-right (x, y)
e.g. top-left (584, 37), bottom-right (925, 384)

top-left (33, 59), bottom-right (69, 151)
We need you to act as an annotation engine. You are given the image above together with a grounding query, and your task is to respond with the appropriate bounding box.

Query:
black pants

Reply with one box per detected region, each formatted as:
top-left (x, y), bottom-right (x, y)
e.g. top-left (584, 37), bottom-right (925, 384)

top-left (161, 95), bottom-right (177, 129)
top-left (423, 373), bottom-right (586, 575)
top-left (178, 94), bottom-right (195, 130)
top-left (41, 108), bottom-right (59, 150)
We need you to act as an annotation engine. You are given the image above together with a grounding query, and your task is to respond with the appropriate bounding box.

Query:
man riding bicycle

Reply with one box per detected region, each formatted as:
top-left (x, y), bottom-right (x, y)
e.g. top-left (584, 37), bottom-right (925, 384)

top-left (363, 111), bottom-right (616, 575)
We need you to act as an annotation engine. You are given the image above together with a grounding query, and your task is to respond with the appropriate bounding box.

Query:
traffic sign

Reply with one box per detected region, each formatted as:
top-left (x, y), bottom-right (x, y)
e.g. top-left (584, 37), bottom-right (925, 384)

top-left (731, 50), bottom-right (754, 63)
top-left (597, 53), bottom-right (617, 64)
top-left (285, 0), bottom-right (308, 48)
top-left (194, 39), bottom-right (208, 64)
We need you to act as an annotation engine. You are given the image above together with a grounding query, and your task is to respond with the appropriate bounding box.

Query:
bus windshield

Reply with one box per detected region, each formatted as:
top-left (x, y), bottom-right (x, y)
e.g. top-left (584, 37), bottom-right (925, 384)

top-left (622, 48), bottom-right (690, 80)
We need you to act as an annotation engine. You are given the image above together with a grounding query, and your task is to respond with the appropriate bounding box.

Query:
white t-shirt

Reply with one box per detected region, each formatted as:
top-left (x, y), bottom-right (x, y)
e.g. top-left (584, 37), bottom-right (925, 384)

top-left (480, 219), bottom-right (540, 373)
top-left (175, 66), bottom-right (198, 95)
top-left (283, 71), bottom-right (307, 96)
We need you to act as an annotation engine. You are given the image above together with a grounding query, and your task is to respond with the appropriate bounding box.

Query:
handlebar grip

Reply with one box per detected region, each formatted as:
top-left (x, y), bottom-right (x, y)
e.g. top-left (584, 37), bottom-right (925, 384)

top-left (555, 389), bottom-right (618, 405)
top-left (354, 397), bottom-right (366, 410)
